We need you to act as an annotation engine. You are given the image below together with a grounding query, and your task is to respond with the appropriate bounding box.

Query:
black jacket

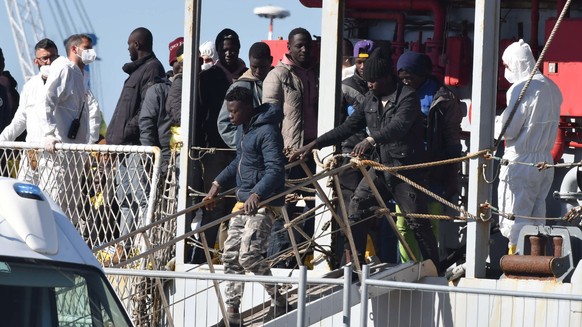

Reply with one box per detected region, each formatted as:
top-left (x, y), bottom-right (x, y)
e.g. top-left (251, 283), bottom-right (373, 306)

top-left (317, 82), bottom-right (427, 182)
top-left (197, 65), bottom-right (230, 148)
top-left (215, 103), bottom-right (286, 206)
top-left (106, 54), bottom-right (165, 145)
top-left (423, 78), bottom-right (463, 196)
top-left (340, 72), bottom-right (369, 152)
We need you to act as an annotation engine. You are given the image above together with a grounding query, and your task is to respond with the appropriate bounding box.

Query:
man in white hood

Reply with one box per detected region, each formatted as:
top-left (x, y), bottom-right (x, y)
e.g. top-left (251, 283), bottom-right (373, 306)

top-left (496, 39), bottom-right (562, 254)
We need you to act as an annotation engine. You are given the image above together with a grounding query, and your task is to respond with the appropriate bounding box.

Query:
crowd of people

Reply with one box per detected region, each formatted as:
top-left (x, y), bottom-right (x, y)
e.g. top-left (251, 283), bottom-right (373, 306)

top-left (0, 24), bottom-right (560, 325)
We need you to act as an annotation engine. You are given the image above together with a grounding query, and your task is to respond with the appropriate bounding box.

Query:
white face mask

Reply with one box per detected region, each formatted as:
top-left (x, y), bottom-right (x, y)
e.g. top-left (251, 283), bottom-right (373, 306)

top-left (79, 48), bottom-right (97, 64)
top-left (201, 62), bottom-right (213, 71)
top-left (39, 65), bottom-right (51, 79)
top-left (504, 67), bottom-right (516, 84)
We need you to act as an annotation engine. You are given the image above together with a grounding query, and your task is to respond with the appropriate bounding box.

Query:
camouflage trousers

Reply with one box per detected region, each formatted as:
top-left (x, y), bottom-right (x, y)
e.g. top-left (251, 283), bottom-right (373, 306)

top-left (223, 205), bottom-right (281, 308)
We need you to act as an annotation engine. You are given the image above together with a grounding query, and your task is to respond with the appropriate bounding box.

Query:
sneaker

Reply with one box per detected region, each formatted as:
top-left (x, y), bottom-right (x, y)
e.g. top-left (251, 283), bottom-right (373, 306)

top-left (217, 306), bottom-right (242, 327)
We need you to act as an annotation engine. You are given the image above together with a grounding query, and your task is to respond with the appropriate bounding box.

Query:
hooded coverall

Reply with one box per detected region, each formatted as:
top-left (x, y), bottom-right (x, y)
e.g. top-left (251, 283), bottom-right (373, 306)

top-left (496, 40), bottom-right (563, 249)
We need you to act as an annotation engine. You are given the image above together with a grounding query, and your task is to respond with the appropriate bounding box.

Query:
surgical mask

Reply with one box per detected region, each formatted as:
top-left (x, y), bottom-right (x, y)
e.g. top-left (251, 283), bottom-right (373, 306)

top-left (201, 62), bottom-right (213, 71)
top-left (40, 65), bottom-right (51, 79)
top-left (79, 48), bottom-right (97, 64)
top-left (504, 67), bottom-right (516, 84)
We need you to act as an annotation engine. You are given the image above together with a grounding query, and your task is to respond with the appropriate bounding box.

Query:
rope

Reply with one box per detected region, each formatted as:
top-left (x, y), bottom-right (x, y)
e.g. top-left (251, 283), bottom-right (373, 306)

top-left (494, 0), bottom-right (573, 149)
top-left (485, 202), bottom-right (564, 221)
top-left (350, 148), bottom-right (489, 172)
top-left (350, 157), bottom-right (479, 221)
top-left (188, 146), bottom-right (236, 161)
top-left (374, 208), bottom-right (467, 221)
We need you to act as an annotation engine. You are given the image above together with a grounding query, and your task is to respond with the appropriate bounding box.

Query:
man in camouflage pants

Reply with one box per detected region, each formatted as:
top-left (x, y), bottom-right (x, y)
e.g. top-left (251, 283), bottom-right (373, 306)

top-left (204, 87), bottom-right (290, 326)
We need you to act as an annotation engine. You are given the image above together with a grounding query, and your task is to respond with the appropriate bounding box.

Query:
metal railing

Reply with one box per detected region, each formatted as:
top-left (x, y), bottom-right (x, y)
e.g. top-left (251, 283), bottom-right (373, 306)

top-left (104, 265), bottom-right (582, 327)
top-left (0, 141), bottom-right (177, 326)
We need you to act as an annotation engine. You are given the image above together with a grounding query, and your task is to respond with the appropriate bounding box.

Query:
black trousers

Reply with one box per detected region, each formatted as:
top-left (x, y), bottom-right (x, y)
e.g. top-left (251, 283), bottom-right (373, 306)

top-left (346, 168), bottom-right (440, 271)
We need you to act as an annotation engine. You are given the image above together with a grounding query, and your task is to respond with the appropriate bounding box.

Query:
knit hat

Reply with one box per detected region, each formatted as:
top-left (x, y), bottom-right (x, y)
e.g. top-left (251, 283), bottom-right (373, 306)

top-left (215, 28), bottom-right (240, 50)
top-left (363, 47), bottom-right (390, 81)
top-left (396, 51), bottom-right (432, 77)
top-left (200, 41), bottom-right (218, 62)
top-left (168, 37), bottom-right (184, 66)
top-left (353, 40), bottom-right (375, 59)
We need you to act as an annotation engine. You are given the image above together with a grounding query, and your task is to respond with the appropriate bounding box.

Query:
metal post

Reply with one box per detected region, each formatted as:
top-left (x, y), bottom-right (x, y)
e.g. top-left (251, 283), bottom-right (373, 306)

top-left (174, 1), bottom-right (200, 325)
top-left (359, 264), bottom-right (370, 327)
top-left (297, 266), bottom-right (308, 327)
top-left (313, 0), bottom-right (344, 271)
top-left (176, 0), bottom-right (201, 269)
top-left (466, 0), bottom-right (499, 278)
top-left (343, 265), bottom-right (352, 326)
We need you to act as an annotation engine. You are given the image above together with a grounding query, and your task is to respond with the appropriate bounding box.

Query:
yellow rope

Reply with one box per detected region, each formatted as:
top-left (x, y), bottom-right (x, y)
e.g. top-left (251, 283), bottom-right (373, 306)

top-left (351, 149), bottom-right (490, 172)
top-left (374, 208), bottom-right (467, 221)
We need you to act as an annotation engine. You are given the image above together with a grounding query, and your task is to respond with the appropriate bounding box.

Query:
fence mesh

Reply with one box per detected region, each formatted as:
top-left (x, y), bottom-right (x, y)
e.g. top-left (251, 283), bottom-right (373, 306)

top-left (0, 141), bottom-right (178, 326)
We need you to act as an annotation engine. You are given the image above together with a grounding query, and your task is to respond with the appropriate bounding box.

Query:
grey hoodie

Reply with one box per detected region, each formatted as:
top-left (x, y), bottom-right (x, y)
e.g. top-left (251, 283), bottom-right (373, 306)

top-left (217, 68), bottom-right (263, 148)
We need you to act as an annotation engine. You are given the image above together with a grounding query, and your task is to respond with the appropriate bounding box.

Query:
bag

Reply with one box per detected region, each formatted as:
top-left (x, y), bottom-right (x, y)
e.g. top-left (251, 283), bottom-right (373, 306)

top-left (68, 101), bottom-right (85, 140)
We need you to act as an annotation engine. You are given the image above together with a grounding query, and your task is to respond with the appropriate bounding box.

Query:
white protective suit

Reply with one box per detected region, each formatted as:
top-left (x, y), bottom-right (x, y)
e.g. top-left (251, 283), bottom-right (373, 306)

top-left (0, 73), bottom-right (46, 143)
top-left (38, 56), bottom-right (101, 227)
top-left (41, 56), bottom-right (101, 144)
top-left (0, 73), bottom-right (47, 184)
top-left (495, 39), bottom-right (563, 248)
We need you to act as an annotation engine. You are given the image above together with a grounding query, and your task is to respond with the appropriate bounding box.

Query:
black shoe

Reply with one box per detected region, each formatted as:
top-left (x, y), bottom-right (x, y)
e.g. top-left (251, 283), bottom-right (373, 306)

top-left (217, 306), bottom-right (242, 327)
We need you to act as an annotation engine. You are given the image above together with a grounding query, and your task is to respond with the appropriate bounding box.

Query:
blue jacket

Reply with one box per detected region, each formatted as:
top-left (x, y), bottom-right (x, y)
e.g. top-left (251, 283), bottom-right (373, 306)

top-left (215, 103), bottom-right (285, 206)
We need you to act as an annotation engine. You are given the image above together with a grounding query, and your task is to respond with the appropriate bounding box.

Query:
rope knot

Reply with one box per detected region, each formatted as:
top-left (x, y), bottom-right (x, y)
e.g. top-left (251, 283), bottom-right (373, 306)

top-left (536, 161), bottom-right (548, 171)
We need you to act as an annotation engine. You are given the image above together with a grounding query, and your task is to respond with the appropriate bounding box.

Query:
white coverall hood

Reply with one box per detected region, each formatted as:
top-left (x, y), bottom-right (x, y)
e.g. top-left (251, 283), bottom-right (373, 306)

top-left (502, 39), bottom-right (536, 84)
top-left (200, 41), bottom-right (218, 63)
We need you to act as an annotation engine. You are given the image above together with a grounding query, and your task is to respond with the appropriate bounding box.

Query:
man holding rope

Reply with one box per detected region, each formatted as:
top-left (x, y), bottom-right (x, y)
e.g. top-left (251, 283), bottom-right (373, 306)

top-left (291, 47), bottom-right (440, 273)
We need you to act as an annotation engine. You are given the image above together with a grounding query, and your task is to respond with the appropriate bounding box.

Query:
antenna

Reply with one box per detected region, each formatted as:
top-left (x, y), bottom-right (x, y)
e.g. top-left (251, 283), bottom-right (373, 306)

top-left (253, 5), bottom-right (290, 40)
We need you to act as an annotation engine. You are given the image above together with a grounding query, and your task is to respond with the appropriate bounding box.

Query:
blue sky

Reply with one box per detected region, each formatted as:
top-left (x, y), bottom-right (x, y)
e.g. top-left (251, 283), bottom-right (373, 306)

top-left (0, 0), bottom-right (321, 124)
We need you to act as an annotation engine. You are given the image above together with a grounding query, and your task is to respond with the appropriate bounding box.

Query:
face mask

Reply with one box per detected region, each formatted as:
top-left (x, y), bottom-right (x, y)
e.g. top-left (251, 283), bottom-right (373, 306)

top-left (39, 65), bottom-right (51, 79)
top-left (79, 48), bottom-right (97, 64)
top-left (504, 67), bottom-right (516, 84)
top-left (201, 63), bottom-right (213, 71)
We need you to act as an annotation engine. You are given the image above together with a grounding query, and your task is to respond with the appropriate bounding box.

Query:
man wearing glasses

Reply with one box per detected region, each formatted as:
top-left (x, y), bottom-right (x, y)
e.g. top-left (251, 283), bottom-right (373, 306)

top-left (0, 38), bottom-right (60, 183)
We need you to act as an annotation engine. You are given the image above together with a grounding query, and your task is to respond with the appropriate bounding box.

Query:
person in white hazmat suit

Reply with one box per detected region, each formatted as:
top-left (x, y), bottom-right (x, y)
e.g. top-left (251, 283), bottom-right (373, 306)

top-left (496, 39), bottom-right (562, 254)
top-left (39, 33), bottom-right (101, 231)
top-left (0, 39), bottom-right (60, 184)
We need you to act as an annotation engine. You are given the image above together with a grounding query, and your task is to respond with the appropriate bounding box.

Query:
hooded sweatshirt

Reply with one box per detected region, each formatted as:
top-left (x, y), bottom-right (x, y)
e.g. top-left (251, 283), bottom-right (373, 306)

top-left (214, 103), bottom-right (285, 206)
top-left (217, 68), bottom-right (264, 148)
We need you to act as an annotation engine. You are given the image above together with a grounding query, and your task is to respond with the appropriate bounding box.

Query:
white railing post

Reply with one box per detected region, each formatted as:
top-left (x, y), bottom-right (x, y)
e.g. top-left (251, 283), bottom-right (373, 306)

top-left (343, 265), bottom-right (352, 326)
top-left (359, 265), bottom-right (369, 327)
top-left (297, 265), bottom-right (308, 327)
